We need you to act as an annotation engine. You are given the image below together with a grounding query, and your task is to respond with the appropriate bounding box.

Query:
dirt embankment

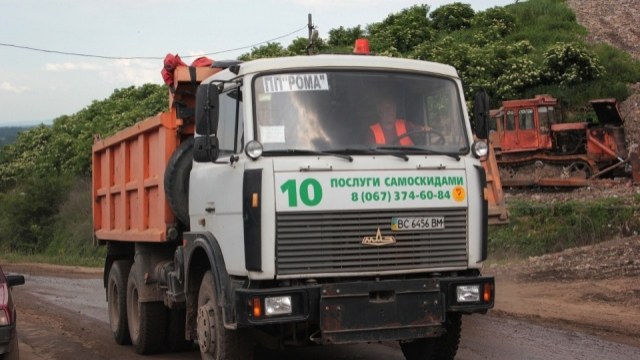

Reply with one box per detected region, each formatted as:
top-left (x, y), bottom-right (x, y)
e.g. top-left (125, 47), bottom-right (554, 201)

top-left (566, 0), bottom-right (640, 150)
top-left (488, 237), bottom-right (640, 347)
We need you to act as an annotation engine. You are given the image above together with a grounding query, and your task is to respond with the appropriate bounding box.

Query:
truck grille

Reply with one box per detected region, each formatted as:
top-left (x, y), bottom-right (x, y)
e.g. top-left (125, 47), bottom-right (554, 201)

top-left (276, 209), bottom-right (467, 276)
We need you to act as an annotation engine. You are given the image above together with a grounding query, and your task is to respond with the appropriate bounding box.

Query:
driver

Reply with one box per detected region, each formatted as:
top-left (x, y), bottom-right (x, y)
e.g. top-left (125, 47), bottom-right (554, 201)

top-left (368, 98), bottom-right (429, 145)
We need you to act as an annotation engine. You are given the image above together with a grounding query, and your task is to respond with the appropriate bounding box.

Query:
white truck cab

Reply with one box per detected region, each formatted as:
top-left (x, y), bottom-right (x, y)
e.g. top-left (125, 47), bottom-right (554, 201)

top-left (183, 54), bottom-right (494, 360)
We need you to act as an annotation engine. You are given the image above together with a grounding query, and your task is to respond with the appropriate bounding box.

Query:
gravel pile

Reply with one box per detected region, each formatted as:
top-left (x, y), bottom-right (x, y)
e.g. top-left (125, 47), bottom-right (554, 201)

top-left (566, 0), bottom-right (640, 60)
top-left (566, 0), bottom-right (640, 148)
top-left (520, 237), bottom-right (640, 281)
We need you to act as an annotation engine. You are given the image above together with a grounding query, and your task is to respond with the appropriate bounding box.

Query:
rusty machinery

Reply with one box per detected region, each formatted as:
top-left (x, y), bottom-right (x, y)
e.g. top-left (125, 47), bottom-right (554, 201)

top-left (488, 94), bottom-right (640, 187)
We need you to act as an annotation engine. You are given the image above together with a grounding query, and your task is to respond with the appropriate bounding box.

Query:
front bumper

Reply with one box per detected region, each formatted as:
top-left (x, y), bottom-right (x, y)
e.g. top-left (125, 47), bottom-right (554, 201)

top-left (235, 275), bottom-right (494, 344)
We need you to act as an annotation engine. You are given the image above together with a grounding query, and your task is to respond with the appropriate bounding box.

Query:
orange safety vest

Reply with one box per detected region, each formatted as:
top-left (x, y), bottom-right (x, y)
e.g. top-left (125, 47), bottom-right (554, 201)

top-left (370, 119), bottom-right (414, 146)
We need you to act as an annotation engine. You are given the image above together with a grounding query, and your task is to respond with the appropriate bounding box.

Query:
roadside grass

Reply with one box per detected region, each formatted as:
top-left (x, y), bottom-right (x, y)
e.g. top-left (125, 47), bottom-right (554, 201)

top-left (488, 195), bottom-right (640, 259)
top-left (0, 251), bottom-right (104, 268)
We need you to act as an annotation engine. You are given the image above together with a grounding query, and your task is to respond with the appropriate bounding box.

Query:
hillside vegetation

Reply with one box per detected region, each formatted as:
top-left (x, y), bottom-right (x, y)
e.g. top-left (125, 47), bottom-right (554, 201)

top-left (0, 0), bottom-right (639, 265)
top-left (0, 127), bottom-right (30, 148)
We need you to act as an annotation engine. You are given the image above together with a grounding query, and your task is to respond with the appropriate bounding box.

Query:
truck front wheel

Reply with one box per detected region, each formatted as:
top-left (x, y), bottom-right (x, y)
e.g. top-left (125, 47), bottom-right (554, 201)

top-left (197, 270), bottom-right (253, 360)
top-left (107, 260), bottom-right (132, 345)
top-left (126, 263), bottom-right (168, 354)
top-left (400, 313), bottom-right (462, 360)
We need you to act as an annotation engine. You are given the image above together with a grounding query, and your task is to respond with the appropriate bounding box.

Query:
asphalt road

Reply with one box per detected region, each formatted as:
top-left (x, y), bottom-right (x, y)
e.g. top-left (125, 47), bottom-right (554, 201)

top-left (11, 274), bottom-right (640, 360)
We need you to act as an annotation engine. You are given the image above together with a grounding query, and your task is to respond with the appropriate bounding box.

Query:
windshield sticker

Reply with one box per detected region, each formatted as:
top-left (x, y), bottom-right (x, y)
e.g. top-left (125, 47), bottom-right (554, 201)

top-left (260, 125), bottom-right (286, 143)
top-left (262, 74), bottom-right (329, 93)
top-left (257, 93), bottom-right (272, 102)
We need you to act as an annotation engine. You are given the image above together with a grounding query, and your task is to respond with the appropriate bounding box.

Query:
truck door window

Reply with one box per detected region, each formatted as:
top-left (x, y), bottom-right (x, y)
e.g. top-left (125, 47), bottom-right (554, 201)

top-left (538, 106), bottom-right (550, 134)
top-left (518, 108), bottom-right (534, 130)
top-left (548, 106), bottom-right (559, 124)
top-left (217, 88), bottom-right (243, 154)
top-left (506, 111), bottom-right (515, 130)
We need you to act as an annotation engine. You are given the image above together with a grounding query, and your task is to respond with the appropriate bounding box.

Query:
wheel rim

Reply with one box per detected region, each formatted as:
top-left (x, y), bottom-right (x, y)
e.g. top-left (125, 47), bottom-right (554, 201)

top-left (197, 302), bottom-right (216, 354)
top-left (568, 161), bottom-right (592, 179)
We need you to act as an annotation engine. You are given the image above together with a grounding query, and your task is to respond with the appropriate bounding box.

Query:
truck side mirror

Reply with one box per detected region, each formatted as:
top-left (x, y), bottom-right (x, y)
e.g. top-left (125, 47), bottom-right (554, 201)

top-left (195, 83), bottom-right (220, 136)
top-left (193, 136), bottom-right (220, 163)
top-left (473, 90), bottom-right (490, 140)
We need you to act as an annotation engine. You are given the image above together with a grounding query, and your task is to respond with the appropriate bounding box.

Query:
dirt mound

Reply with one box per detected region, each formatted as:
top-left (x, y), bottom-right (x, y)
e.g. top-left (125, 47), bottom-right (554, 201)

top-left (566, 0), bottom-right (640, 60)
top-left (620, 83), bottom-right (640, 149)
top-left (519, 237), bottom-right (640, 282)
top-left (565, 0), bottom-right (640, 148)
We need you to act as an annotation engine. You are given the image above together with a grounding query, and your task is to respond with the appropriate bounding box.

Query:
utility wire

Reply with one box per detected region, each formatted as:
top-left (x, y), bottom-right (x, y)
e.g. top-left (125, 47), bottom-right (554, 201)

top-left (0, 25), bottom-right (307, 60)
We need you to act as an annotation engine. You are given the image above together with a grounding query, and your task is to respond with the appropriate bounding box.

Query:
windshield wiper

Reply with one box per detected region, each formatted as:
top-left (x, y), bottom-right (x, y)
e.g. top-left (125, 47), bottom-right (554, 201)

top-left (263, 149), bottom-right (353, 162)
top-left (375, 146), bottom-right (461, 161)
top-left (329, 147), bottom-right (409, 161)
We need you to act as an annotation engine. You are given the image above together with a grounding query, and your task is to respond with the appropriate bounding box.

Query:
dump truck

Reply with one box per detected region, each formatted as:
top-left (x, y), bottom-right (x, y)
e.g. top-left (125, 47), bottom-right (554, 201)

top-left (488, 94), bottom-right (640, 187)
top-left (93, 53), bottom-right (495, 360)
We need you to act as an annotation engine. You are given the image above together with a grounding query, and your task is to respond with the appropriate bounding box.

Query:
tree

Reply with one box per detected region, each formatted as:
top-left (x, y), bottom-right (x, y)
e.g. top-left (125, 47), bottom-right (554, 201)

top-left (287, 36), bottom-right (327, 55)
top-left (472, 7), bottom-right (516, 39)
top-left (367, 5), bottom-right (434, 54)
top-left (238, 42), bottom-right (292, 61)
top-left (328, 26), bottom-right (365, 47)
top-left (0, 174), bottom-right (70, 253)
top-left (430, 3), bottom-right (475, 32)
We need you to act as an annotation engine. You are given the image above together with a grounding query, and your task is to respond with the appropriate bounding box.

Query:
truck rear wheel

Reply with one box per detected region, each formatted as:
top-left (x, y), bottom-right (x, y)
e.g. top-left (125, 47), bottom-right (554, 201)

top-left (400, 313), bottom-right (462, 360)
top-left (107, 260), bottom-right (132, 345)
top-left (197, 270), bottom-right (253, 360)
top-left (126, 264), bottom-right (168, 354)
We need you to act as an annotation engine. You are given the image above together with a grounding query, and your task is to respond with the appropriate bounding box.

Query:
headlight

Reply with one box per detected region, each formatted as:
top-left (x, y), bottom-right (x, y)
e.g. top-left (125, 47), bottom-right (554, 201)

top-left (245, 140), bottom-right (263, 160)
top-left (456, 284), bottom-right (480, 303)
top-left (472, 140), bottom-right (489, 159)
top-left (0, 308), bottom-right (9, 326)
top-left (265, 296), bottom-right (292, 316)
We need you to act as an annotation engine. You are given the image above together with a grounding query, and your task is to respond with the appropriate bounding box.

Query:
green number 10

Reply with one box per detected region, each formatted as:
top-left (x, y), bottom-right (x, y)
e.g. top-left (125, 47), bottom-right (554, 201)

top-left (280, 179), bottom-right (323, 207)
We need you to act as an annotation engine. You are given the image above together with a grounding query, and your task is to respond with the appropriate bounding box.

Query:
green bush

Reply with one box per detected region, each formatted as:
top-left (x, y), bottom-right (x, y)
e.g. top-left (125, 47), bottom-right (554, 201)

top-left (430, 2), bottom-right (475, 32)
top-left (0, 174), bottom-right (71, 253)
top-left (368, 5), bottom-right (434, 54)
top-left (471, 7), bottom-right (516, 38)
top-left (45, 177), bottom-right (106, 264)
top-left (542, 43), bottom-right (605, 85)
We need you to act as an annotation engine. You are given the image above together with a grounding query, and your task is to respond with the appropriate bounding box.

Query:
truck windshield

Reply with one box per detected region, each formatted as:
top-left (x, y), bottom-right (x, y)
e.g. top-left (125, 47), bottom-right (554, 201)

top-left (252, 70), bottom-right (469, 154)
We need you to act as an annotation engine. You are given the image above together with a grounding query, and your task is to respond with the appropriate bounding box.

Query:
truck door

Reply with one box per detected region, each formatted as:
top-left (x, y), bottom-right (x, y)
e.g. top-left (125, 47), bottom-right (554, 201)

top-left (190, 87), bottom-right (247, 274)
top-left (537, 105), bottom-right (553, 150)
top-left (501, 110), bottom-right (518, 151)
top-left (516, 108), bottom-right (539, 150)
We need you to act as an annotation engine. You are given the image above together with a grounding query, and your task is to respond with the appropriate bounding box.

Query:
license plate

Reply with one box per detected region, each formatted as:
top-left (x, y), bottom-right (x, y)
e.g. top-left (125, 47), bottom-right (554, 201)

top-left (391, 217), bottom-right (445, 231)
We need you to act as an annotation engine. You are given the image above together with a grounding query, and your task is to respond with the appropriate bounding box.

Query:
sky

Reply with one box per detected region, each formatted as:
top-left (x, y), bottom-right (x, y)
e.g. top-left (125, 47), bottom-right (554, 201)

top-left (0, 0), bottom-right (516, 126)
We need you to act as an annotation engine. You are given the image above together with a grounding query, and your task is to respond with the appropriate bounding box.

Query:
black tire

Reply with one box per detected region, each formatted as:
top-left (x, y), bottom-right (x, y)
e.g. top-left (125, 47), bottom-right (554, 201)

top-left (400, 313), bottom-right (462, 360)
top-left (166, 308), bottom-right (194, 352)
top-left (197, 271), bottom-right (253, 360)
top-left (4, 331), bottom-right (19, 360)
top-left (107, 260), bottom-right (132, 345)
top-left (126, 263), bottom-right (168, 354)
top-left (165, 137), bottom-right (194, 226)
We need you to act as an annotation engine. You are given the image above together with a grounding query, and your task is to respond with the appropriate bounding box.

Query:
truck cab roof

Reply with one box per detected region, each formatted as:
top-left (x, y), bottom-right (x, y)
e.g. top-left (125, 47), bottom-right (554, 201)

top-left (204, 54), bottom-right (461, 84)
